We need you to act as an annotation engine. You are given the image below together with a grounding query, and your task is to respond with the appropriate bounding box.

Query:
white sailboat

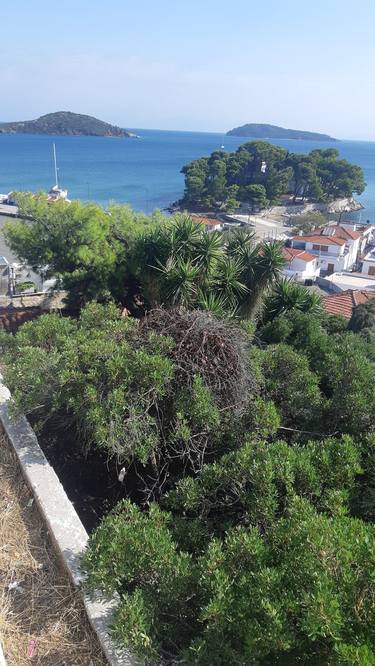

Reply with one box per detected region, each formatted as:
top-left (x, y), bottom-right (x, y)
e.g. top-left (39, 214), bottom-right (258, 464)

top-left (47, 143), bottom-right (70, 202)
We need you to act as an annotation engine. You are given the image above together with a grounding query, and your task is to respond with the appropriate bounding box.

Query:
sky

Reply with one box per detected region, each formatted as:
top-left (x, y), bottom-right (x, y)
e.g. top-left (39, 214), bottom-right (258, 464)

top-left (1, 0), bottom-right (375, 139)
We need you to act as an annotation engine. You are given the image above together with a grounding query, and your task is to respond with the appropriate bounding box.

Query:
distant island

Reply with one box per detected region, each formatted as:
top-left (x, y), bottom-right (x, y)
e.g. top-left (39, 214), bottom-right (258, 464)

top-left (0, 111), bottom-right (136, 137)
top-left (226, 123), bottom-right (337, 142)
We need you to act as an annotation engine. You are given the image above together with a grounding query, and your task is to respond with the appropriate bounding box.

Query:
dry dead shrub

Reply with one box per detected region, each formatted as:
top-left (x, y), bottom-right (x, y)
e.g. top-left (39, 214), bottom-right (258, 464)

top-left (138, 307), bottom-right (256, 412)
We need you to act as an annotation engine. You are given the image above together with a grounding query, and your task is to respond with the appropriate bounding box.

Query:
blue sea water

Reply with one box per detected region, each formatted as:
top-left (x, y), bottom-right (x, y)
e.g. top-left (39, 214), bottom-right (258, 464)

top-left (0, 129), bottom-right (375, 220)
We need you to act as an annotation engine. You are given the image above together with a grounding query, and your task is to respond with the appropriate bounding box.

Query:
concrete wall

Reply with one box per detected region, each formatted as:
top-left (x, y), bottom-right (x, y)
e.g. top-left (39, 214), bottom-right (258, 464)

top-left (0, 292), bottom-right (67, 332)
top-left (0, 379), bottom-right (134, 666)
top-left (362, 259), bottom-right (375, 275)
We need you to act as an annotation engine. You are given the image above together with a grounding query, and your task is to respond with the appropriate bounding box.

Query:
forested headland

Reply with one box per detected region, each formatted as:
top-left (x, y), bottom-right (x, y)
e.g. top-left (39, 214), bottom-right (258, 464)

top-left (180, 141), bottom-right (365, 212)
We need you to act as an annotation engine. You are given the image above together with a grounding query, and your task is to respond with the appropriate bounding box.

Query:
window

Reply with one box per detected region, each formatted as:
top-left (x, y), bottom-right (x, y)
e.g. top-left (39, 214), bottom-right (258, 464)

top-left (312, 244), bottom-right (329, 252)
top-left (368, 266), bottom-right (375, 276)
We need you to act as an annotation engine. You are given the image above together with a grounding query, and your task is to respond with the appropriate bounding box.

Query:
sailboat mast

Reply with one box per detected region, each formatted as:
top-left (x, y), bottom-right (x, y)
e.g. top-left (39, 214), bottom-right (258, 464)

top-left (53, 143), bottom-right (59, 188)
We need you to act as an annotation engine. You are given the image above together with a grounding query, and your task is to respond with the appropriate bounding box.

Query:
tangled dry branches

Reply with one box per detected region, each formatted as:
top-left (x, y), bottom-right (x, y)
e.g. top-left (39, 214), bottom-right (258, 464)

top-left (138, 307), bottom-right (256, 413)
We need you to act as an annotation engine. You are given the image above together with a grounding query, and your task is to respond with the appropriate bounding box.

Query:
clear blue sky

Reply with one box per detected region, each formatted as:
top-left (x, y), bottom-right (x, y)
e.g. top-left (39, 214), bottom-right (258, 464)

top-left (2, 0), bottom-right (375, 139)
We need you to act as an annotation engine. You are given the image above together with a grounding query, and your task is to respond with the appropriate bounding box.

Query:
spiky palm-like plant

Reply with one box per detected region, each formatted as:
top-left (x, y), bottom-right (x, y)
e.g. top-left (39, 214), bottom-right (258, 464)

top-left (239, 241), bottom-right (286, 320)
top-left (193, 230), bottom-right (224, 280)
top-left (211, 255), bottom-right (248, 308)
top-left (169, 213), bottom-right (202, 261)
top-left (197, 290), bottom-right (236, 318)
top-left (226, 228), bottom-right (256, 258)
top-left (264, 278), bottom-right (323, 322)
top-left (138, 216), bottom-right (285, 319)
top-left (155, 257), bottom-right (200, 307)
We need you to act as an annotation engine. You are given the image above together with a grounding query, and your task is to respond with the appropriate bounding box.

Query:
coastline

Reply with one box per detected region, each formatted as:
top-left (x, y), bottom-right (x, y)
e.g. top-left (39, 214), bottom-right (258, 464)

top-left (170, 196), bottom-right (364, 223)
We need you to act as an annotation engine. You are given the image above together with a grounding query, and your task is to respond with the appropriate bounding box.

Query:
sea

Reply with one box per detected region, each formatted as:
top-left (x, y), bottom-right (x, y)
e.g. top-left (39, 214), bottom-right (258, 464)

top-left (1, 129), bottom-right (375, 221)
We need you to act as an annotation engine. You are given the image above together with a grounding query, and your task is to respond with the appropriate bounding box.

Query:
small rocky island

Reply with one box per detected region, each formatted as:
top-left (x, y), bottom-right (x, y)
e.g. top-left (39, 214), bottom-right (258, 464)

top-left (0, 111), bottom-right (136, 137)
top-left (227, 123), bottom-right (337, 141)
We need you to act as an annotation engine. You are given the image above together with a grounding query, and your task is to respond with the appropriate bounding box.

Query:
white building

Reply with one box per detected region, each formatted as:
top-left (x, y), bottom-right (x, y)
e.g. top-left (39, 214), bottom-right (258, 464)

top-left (290, 225), bottom-right (363, 274)
top-left (338, 221), bottom-right (374, 256)
top-left (362, 248), bottom-right (375, 276)
top-left (191, 215), bottom-right (223, 233)
top-left (282, 247), bottom-right (320, 283)
top-left (0, 255), bottom-right (9, 295)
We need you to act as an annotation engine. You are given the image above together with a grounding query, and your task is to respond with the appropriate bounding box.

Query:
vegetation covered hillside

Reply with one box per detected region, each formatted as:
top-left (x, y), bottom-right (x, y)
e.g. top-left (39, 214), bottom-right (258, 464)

top-left (1, 199), bottom-right (375, 664)
top-left (0, 111), bottom-right (134, 137)
top-left (227, 123), bottom-right (337, 141)
top-left (180, 141), bottom-right (365, 211)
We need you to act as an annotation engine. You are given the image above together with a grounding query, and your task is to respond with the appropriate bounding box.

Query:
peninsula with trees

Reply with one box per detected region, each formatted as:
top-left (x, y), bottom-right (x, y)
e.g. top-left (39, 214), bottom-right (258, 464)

top-left (0, 111), bottom-right (136, 137)
top-left (180, 141), bottom-right (365, 212)
top-left (227, 123), bottom-right (337, 141)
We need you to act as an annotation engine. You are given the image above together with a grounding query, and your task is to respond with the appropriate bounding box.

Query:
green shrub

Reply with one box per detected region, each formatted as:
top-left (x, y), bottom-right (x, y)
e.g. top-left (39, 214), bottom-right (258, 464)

top-left (84, 498), bottom-right (375, 664)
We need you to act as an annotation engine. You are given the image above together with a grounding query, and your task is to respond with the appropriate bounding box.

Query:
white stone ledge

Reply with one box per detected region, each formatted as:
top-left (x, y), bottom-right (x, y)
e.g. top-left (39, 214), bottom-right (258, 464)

top-left (0, 382), bottom-right (137, 666)
top-left (0, 641), bottom-right (6, 666)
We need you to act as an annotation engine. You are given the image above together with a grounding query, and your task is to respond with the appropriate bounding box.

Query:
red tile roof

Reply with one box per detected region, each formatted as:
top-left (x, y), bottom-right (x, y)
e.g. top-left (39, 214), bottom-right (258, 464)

top-left (283, 247), bottom-right (316, 263)
top-left (0, 307), bottom-right (42, 333)
top-left (292, 234), bottom-right (346, 246)
top-left (322, 289), bottom-right (375, 319)
top-left (191, 215), bottom-right (222, 227)
top-left (320, 225), bottom-right (362, 240)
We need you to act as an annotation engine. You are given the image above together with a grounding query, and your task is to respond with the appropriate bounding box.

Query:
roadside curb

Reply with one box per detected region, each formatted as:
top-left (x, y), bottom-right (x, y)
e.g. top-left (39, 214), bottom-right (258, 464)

top-left (0, 381), bottom-right (136, 666)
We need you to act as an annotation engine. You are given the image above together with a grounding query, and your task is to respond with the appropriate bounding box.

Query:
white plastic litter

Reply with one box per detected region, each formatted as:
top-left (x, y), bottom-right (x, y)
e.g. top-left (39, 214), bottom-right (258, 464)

top-left (118, 467), bottom-right (126, 483)
top-left (7, 580), bottom-right (23, 592)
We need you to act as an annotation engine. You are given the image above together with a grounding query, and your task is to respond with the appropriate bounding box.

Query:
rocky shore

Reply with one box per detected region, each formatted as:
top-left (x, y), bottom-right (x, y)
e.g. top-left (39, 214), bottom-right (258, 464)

top-left (257, 197), bottom-right (364, 223)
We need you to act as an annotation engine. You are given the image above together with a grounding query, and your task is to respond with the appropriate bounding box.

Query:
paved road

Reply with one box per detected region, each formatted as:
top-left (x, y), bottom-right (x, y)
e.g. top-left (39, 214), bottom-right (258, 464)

top-left (230, 214), bottom-right (292, 241)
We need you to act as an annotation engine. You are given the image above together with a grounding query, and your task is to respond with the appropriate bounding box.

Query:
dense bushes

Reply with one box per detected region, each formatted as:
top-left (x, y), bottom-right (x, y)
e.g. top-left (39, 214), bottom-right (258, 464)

top-left (83, 498), bottom-right (375, 665)
top-left (1, 297), bottom-right (375, 663)
top-left (0, 303), bottom-right (258, 500)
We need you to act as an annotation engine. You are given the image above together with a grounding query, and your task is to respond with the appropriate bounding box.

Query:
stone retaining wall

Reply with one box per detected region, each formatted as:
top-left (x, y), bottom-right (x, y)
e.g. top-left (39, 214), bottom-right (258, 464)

top-left (0, 292), bottom-right (67, 332)
top-left (0, 380), bottom-right (136, 666)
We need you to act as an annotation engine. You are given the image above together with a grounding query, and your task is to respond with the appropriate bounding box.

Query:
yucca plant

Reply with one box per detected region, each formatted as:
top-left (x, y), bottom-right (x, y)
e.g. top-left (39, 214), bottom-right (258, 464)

top-left (197, 290), bottom-right (236, 318)
top-left (193, 230), bottom-right (224, 279)
top-left (264, 278), bottom-right (323, 323)
top-left (168, 213), bottom-right (202, 261)
top-left (155, 257), bottom-right (200, 307)
top-left (210, 255), bottom-right (248, 309)
top-left (239, 241), bottom-right (286, 320)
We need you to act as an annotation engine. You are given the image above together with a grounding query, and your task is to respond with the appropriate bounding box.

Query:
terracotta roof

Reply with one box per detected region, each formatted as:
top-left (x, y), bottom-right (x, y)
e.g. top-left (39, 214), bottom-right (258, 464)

top-left (0, 307), bottom-right (42, 333)
top-left (191, 215), bottom-right (222, 227)
top-left (283, 247), bottom-right (316, 263)
top-left (327, 226), bottom-right (361, 241)
top-left (322, 289), bottom-right (375, 319)
top-left (292, 234), bottom-right (346, 246)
